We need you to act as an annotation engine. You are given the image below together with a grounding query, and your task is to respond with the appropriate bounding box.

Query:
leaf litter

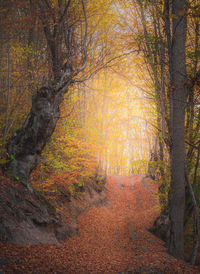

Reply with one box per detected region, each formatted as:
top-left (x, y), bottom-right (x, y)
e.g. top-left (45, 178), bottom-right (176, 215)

top-left (0, 175), bottom-right (200, 273)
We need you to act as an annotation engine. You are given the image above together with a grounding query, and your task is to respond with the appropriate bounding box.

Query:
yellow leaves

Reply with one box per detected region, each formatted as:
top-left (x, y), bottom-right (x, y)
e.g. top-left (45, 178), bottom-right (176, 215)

top-left (171, 13), bottom-right (178, 19)
top-left (10, 44), bottom-right (37, 61)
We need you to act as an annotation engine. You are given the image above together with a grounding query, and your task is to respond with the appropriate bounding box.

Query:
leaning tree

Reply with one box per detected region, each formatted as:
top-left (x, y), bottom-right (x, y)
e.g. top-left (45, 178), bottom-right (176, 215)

top-left (4, 0), bottom-right (90, 186)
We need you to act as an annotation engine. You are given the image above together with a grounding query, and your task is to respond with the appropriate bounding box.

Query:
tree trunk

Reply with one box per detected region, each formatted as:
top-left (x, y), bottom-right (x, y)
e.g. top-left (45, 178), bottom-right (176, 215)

top-left (2, 0), bottom-right (89, 186)
top-left (185, 164), bottom-right (199, 265)
top-left (3, 47), bottom-right (11, 149)
top-left (167, 0), bottom-right (187, 259)
top-left (5, 83), bottom-right (71, 186)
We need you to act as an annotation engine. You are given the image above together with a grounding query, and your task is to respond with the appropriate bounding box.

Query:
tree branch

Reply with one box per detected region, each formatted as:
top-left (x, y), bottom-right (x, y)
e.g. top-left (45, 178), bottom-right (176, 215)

top-left (59, 0), bottom-right (71, 24)
top-left (74, 50), bottom-right (138, 83)
top-left (74, 0), bottom-right (88, 73)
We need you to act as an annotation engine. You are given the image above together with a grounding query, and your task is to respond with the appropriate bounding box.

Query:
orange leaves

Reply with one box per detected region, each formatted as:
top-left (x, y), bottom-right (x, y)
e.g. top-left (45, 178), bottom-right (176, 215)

top-left (1, 175), bottom-right (199, 273)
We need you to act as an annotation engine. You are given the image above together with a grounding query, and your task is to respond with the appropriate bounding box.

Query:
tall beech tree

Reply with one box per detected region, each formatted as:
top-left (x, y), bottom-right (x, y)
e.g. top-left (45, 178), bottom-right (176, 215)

top-left (164, 0), bottom-right (187, 259)
top-left (4, 0), bottom-right (89, 186)
top-left (117, 0), bottom-right (199, 262)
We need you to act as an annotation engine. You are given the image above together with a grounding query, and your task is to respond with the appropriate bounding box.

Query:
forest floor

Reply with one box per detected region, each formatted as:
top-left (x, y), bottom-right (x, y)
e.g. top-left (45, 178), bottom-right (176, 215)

top-left (0, 175), bottom-right (200, 273)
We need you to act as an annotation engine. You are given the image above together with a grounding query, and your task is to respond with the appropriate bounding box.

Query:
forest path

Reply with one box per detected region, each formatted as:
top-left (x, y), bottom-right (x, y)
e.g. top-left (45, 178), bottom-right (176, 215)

top-left (1, 175), bottom-right (199, 273)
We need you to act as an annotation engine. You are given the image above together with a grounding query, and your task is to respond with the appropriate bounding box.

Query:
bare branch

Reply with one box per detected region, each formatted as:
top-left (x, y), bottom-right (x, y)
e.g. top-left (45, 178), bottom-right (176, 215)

top-left (59, 0), bottom-right (71, 24)
top-left (74, 0), bottom-right (88, 73)
top-left (74, 50), bottom-right (138, 83)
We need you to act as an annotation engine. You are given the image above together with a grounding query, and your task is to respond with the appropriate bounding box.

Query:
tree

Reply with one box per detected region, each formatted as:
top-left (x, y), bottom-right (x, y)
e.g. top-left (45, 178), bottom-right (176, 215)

top-left (117, 0), bottom-right (199, 261)
top-left (3, 0), bottom-right (89, 187)
top-left (164, 0), bottom-right (187, 259)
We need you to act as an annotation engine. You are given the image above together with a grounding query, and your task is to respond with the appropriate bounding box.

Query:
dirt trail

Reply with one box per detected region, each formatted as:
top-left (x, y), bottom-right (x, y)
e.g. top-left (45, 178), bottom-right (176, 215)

top-left (1, 175), bottom-right (200, 273)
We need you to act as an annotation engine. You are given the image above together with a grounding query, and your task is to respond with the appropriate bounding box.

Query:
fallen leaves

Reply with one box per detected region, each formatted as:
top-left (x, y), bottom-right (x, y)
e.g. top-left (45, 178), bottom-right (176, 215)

top-left (0, 175), bottom-right (200, 273)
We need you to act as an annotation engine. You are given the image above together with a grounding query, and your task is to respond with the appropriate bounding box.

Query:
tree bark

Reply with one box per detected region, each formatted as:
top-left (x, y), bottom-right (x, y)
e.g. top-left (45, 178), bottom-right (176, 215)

top-left (167, 0), bottom-right (188, 259)
top-left (3, 47), bottom-right (11, 149)
top-left (185, 164), bottom-right (199, 265)
top-left (5, 83), bottom-right (71, 186)
top-left (3, 0), bottom-right (88, 187)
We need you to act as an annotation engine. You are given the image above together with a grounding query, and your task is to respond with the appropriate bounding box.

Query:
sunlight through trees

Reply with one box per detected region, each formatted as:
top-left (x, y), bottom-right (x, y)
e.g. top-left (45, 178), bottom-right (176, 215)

top-left (0, 0), bottom-right (200, 265)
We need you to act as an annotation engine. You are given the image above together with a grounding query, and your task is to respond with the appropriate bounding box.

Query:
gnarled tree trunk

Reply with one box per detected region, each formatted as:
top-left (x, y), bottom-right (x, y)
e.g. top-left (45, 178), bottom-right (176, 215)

top-left (5, 83), bottom-right (71, 186)
top-left (3, 0), bottom-right (88, 186)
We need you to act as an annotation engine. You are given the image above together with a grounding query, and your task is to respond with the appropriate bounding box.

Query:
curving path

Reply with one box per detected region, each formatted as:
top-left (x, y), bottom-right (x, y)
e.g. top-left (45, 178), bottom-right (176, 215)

top-left (1, 175), bottom-right (199, 273)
